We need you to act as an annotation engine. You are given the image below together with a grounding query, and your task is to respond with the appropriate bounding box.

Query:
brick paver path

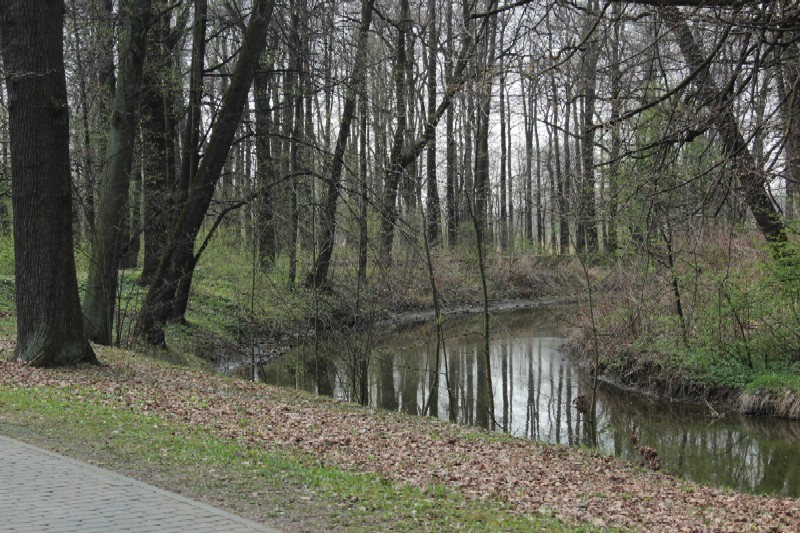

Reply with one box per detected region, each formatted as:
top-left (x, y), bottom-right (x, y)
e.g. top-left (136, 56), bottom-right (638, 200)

top-left (0, 434), bottom-right (280, 532)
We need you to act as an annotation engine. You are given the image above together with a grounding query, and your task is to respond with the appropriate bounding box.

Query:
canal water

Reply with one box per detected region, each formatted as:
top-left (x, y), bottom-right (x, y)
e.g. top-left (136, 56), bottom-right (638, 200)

top-left (259, 308), bottom-right (800, 497)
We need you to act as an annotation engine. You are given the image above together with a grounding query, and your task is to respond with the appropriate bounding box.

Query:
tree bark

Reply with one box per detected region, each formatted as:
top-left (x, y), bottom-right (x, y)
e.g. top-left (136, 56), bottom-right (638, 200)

top-left (445, 0), bottom-right (458, 246)
top-left (425, 0), bottom-right (440, 245)
top-left (177, 0), bottom-right (207, 200)
top-left (83, 0), bottom-right (151, 345)
top-left (577, 0), bottom-right (599, 254)
top-left (473, 9), bottom-right (496, 239)
top-left (778, 41), bottom-right (800, 218)
top-left (135, 0), bottom-right (275, 345)
top-left (140, 8), bottom-right (178, 284)
top-left (1, 0), bottom-right (96, 366)
top-left (499, 66), bottom-right (508, 250)
top-left (607, 1), bottom-right (621, 254)
top-left (358, 91), bottom-right (369, 284)
top-left (255, 48), bottom-right (276, 269)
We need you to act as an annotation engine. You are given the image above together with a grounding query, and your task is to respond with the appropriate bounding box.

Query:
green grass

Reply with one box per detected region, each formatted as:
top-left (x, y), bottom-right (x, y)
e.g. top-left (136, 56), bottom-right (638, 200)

top-left (0, 384), bottom-right (584, 532)
top-left (0, 275), bottom-right (14, 338)
top-left (745, 372), bottom-right (800, 394)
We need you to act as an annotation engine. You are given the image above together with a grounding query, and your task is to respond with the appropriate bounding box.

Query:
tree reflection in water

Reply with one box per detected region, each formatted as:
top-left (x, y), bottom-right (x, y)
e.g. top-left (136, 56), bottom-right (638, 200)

top-left (261, 308), bottom-right (800, 496)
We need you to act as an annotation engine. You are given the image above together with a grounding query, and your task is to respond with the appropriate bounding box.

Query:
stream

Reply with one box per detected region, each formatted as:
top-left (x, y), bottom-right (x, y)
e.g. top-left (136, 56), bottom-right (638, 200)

top-left (258, 308), bottom-right (800, 497)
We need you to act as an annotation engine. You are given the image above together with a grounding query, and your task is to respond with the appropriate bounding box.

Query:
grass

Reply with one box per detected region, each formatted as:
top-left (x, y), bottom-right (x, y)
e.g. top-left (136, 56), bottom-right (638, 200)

top-left (746, 372), bottom-right (800, 394)
top-left (0, 383), bottom-right (579, 532)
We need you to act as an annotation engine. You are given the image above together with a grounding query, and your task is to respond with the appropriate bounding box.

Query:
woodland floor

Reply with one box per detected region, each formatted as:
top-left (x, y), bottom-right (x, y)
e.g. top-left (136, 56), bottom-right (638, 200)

top-left (1, 343), bottom-right (798, 532)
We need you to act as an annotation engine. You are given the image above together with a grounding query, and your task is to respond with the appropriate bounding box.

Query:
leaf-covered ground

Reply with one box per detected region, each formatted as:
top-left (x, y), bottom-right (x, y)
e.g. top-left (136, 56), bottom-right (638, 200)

top-left (1, 348), bottom-right (798, 532)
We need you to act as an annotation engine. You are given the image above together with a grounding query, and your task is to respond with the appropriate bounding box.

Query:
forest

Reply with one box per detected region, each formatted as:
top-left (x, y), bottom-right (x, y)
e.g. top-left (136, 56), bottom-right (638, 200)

top-left (1, 0), bottom-right (800, 413)
top-left (4, 0), bottom-right (800, 529)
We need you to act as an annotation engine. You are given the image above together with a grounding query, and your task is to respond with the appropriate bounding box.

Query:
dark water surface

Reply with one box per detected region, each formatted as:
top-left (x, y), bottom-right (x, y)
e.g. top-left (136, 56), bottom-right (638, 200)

top-left (260, 308), bottom-right (800, 496)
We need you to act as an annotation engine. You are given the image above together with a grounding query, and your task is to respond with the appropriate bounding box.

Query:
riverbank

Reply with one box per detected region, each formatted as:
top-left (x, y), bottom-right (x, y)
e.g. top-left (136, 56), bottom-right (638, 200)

top-left (175, 246), bottom-right (585, 375)
top-left (1, 345), bottom-right (797, 532)
top-left (565, 315), bottom-right (800, 420)
top-left (563, 229), bottom-right (800, 420)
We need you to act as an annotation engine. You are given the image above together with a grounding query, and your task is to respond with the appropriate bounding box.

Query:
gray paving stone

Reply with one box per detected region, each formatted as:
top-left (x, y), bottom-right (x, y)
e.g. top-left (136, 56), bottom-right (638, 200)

top-left (0, 435), bottom-right (281, 532)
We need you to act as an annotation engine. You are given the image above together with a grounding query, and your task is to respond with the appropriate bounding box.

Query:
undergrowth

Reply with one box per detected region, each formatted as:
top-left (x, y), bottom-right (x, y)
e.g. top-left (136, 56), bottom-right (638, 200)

top-left (569, 225), bottom-right (800, 415)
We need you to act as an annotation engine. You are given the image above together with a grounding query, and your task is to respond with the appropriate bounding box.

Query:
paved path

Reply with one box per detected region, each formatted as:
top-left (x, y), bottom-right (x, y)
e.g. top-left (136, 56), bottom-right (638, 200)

top-left (0, 434), bottom-right (280, 532)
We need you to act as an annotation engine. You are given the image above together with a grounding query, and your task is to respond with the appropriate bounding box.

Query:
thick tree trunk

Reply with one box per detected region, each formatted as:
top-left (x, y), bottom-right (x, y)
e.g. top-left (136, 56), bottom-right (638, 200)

top-left (140, 9), bottom-right (176, 284)
top-left (168, 0), bottom-right (208, 316)
top-left (83, 0), bottom-right (151, 345)
top-left (135, 0), bottom-right (275, 345)
top-left (1, 0), bottom-right (96, 366)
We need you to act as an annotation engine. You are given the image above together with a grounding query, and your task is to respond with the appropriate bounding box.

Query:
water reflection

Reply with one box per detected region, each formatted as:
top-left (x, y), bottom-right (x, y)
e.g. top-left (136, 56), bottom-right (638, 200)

top-left (260, 309), bottom-right (800, 496)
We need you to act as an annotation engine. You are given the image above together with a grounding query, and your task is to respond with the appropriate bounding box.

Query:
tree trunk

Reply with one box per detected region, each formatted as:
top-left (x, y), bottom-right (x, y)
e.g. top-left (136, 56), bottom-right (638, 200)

top-left (607, 1), bottom-right (621, 254)
top-left (67, 0), bottom-right (95, 239)
top-left (521, 68), bottom-right (534, 244)
top-left (283, 14), bottom-right (299, 291)
top-left (177, 0), bottom-right (206, 200)
top-left (358, 91), bottom-right (369, 284)
top-left (499, 66), bottom-right (507, 250)
top-left (135, 0), bottom-right (275, 345)
top-left (378, 0), bottom-right (410, 262)
top-left (255, 49), bottom-right (276, 269)
top-left (533, 80), bottom-right (543, 248)
top-left (425, 0), bottom-right (440, 245)
top-left (378, 0), bottom-right (490, 261)
top-left (1, 0), bottom-right (96, 366)
top-left (306, 0), bottom-right (375, 289)
top-left (120, 162), bottom-right (142, 268)
top-left (83, 0), bottom-right (151, 345)
top-left (660, 6), bottom-right (786, 250)
top-left (473, 9), bottom-right (496, 239)
top-left (445, 0), bottom-right (457, 246)
top-left (778, 41), bottom-right (800, 218)
top-left (577, 0), bottom-right (599, 254)
top-left (140, 8), bottom-right (177, 284)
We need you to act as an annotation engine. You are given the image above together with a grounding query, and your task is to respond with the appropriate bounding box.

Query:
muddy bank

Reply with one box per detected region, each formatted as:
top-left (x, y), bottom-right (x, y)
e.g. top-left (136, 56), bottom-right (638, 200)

top-left (740, 389), bottom-right (800, 419)
top-left (377, 297), bottom-right (570, 328)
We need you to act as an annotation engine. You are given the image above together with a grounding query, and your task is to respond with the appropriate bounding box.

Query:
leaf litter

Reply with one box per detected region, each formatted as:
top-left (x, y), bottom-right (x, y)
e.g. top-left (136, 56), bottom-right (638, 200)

top-left (1, 351), bottom-right (798, 532)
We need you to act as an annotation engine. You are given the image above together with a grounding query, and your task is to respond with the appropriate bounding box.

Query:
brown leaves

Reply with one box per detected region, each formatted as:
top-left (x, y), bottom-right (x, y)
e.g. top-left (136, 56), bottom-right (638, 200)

top-left (1, 355), bottom-right (798, 532)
